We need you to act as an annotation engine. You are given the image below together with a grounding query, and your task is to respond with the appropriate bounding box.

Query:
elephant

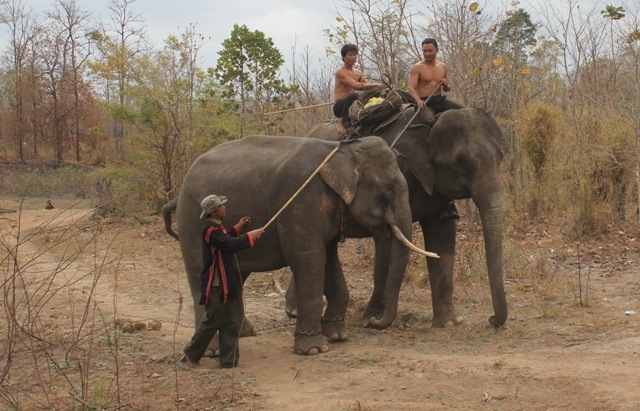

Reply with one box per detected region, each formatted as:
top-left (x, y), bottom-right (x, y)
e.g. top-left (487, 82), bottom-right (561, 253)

top-left (287, 106), bottom-right (508, 328)
top-left (162, 134), bottom-right (426, 355)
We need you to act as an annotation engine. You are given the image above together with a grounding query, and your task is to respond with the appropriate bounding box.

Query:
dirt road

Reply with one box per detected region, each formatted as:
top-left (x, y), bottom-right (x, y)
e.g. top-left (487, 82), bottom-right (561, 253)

top-left (1, 199), bottom-right (638, 410)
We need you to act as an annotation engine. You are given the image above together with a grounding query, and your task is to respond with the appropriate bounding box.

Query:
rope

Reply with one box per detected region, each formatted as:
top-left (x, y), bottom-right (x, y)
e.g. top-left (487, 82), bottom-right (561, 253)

top-left (264, 102), bottom-right (333, 116)
top-left (389, 82), bottom-right (443, 149)
top-left (346, 86), bottom-right (415, 138)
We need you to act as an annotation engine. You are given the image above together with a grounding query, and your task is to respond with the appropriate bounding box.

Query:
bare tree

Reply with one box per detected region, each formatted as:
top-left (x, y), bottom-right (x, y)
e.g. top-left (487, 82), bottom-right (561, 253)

top-left (91, 0), bottom-right (147, 160)
top-left (328, 0), bottom-right (422, 87)
top-left (0, 0), bottom-right (39, 162)
top-left (283, 42), bottom-right (334, 135)
top-left (50, 0), bottom-right (94, 163)
top-left (127, 25), bottom-right (208, 203)
top-left (38, 19), bottom-right (68, 165)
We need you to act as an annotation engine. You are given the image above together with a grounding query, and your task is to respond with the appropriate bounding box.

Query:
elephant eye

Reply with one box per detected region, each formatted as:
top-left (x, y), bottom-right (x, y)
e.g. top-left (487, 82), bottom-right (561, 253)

top-left (386, 184), bottom-right (394, 193)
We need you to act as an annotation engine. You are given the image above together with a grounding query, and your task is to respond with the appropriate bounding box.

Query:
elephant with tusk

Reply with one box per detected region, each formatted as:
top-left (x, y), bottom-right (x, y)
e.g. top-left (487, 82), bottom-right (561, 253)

top-left (162, 135), bottom-right (432, 355)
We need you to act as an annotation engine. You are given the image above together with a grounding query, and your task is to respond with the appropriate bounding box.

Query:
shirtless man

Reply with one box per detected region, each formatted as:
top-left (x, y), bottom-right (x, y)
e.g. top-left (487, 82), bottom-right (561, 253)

top-left (333, 44), bottom-right (382, 136)
top-left (408, 38), bottom-right (463, 220)
top-left (407, 38), bottom-right (464, 114)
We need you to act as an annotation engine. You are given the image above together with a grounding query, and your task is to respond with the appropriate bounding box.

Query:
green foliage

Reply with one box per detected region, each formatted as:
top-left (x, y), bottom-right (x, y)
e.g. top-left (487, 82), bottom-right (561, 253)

top-left (601, 5), bottom-right (625, 20)
top-left (493, 8), bottom-right (537, 64)
top-left (90, 164), bottom-right (154, 217)
top-left (215, 24), bottom-right (292, 106)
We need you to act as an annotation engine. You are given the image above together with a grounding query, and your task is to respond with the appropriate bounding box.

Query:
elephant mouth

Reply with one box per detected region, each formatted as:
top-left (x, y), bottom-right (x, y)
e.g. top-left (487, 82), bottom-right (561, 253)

top-left (391, 225), bottom-right (439, 259)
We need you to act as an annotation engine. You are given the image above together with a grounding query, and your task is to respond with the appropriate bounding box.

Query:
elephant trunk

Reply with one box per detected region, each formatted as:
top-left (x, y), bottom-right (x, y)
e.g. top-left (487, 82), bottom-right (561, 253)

top-left (477, 189), bottom-right (508, 327)
top-left (161, 198), bottom-right (179, 241)
top-left (365, 223), bottom-right (412, 329)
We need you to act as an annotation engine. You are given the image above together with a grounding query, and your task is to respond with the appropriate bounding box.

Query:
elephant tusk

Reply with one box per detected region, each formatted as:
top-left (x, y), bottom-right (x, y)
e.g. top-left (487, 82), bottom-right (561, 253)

top-left (391, 225), bottom-right (440, 259)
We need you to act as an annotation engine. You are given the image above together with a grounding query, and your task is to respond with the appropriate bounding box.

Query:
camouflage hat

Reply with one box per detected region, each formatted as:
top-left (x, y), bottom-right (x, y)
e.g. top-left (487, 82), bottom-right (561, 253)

top-left (200, 194), bottom-right (228, 219)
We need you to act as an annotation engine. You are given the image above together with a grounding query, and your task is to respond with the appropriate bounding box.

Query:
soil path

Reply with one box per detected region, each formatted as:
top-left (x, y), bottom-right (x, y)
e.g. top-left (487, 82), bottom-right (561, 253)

top-left (1, 200), bottom-right (639, 410)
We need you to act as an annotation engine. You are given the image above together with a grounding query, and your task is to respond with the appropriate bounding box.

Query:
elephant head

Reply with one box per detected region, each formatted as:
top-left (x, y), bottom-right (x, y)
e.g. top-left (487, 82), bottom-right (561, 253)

top-left (318, 139), bottom-right (422, 329)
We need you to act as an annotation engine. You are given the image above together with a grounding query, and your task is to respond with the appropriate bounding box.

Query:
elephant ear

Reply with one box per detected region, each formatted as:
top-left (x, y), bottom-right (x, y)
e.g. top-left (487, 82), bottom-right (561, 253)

top-left (395, 143), bottom-right (436, 196)
top-left (319, 148), bottom-right (359, 205)
top-left (390, 107), bottom-right (436, 195)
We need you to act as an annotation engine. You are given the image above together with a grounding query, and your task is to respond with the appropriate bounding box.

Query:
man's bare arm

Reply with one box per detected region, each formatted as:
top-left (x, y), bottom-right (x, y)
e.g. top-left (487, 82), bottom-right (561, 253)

top-left (441, 63), bottom-right (451, 92)
top-left (407, 65), bottom-right (426, 108)
top-left (336, 68), bottom-right (381, 92)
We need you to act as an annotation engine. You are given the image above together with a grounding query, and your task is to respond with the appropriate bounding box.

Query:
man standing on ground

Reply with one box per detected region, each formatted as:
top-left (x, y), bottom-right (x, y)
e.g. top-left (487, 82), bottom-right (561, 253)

top-left (408, 38), bottom-right (463, 219)
top-left (333, 44), bottom-right (382, 136)
top-left (183, 194), bottom-right (264, 369)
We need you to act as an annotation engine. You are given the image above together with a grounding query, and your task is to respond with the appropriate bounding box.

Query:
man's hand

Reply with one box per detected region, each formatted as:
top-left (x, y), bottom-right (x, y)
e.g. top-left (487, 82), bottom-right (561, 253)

top-left (250, 228), bottom-right (265, 239)
top-left (237, 217), bottom-right (251, 229)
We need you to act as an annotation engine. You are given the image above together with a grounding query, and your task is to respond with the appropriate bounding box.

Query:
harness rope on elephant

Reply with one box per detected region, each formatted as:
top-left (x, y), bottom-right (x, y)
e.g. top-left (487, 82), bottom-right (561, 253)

top-left (389, 82), bottom-right (443, 149)
top-left (346, 85), bottom-right (415, 138)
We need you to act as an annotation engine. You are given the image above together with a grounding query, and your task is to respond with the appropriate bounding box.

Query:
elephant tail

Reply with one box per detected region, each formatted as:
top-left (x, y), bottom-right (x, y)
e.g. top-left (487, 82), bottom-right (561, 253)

top-left (161, 198), bottom-right (179, 241)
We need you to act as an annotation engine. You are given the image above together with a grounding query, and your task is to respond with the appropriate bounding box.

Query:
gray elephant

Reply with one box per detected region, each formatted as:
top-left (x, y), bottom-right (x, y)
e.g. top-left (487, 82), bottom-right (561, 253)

top-left (163, 135), bottom-right (422, 355)
top-left (288, 106), bottom-right (508, 328)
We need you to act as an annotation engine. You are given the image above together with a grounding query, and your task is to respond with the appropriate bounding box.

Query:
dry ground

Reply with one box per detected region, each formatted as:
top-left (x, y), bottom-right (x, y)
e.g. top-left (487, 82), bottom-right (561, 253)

top-left (1, 197), bottom-right (639, 410)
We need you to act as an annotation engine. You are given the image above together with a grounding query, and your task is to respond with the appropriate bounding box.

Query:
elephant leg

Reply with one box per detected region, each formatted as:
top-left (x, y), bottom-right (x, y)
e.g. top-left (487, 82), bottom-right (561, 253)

top-left (362, 235), bottom-right (392, 322)
top-left (290, 257), bottom-right (330, 355)
top-left (237, 272), bottom-right (258, 337)
top-left (321, 240), bottom-right (348, 341)
top-left (284, 274), bottom-right (297, 318)
top-left (421, 218), bottom-right (465, 327)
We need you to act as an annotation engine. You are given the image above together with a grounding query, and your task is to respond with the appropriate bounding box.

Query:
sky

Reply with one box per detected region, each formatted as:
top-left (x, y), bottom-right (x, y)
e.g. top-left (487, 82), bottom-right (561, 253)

top-left (20, 0), bottom-right (341, 71)
top-left (6, 0), bottom-right (615, 76)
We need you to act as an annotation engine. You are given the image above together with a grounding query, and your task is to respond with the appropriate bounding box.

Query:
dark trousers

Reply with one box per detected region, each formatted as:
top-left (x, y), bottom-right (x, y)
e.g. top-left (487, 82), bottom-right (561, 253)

top-left (184, 288), bottom-right (240, 368)
top-left (422, 95), bottom-right (464, 114)
top-left (333, 92), bottom-right (359, 122)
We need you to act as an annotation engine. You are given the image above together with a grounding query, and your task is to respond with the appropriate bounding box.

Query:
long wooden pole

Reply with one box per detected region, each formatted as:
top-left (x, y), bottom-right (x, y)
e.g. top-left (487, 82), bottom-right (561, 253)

top-left (262, 143), bottom-right (342, 230)
top-left (263, 102), bottom-right (333, 116)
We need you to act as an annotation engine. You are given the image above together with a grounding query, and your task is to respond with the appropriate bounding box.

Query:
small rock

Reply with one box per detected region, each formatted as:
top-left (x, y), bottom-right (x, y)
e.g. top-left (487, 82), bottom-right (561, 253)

top-left (133, 321), bottom-right (147, 331)
top-left (148, 320), bottom-right (162, 331)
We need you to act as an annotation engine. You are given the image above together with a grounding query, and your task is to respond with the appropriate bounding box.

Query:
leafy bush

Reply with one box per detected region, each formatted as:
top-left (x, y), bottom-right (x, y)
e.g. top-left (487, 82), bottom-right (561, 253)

top-left (90, 164), bottom-right (160, 218)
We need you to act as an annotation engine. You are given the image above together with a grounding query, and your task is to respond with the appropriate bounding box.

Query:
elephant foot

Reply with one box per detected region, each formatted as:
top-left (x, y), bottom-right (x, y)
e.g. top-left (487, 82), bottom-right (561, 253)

top-left (294, 330), bottom-right (330, 355)
top-left (432, 309), bottom-right (465, 328)
top-left (321, 316), bottom-right (348, 341)
top-left (204, 345), bottom-right (220, 358)
top-left (240, 317), bottom-right (257, 337)
top-left (285, 304), bottom-right (297, 319)
top-left (362, 303), bottom-right (385, 323)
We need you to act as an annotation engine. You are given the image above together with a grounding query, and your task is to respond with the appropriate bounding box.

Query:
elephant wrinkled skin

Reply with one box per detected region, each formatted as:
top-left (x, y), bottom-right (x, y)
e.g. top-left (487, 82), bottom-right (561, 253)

top-left (163, 135), bottom-right (414, 355)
